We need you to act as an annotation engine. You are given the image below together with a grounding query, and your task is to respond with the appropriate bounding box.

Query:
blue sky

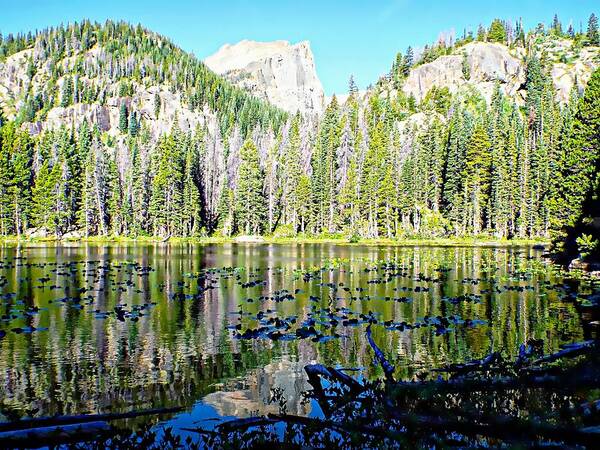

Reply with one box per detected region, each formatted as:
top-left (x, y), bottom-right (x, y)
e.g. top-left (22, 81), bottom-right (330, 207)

top-left (0, 0), bottom-right (597, 94)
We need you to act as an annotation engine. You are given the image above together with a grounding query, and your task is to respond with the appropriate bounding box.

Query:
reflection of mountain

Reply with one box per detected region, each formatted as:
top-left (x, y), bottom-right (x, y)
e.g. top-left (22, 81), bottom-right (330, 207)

top-left (202, 357), bottom-right (310, 417)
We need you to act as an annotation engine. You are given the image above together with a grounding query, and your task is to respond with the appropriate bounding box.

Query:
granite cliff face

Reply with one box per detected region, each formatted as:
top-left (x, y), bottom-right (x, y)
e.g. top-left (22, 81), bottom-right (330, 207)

top-left (205, 40), bottom-right (325, 116)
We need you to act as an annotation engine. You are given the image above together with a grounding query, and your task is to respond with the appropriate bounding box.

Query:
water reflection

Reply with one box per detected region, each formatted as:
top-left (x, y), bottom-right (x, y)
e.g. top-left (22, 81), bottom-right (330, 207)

top-left (0, 243), bottom-right (585, 428)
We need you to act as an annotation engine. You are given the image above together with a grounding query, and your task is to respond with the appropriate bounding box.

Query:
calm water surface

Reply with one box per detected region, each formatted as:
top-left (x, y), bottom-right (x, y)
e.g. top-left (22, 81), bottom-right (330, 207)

top-left (0, 243), bottom-right (588, 432)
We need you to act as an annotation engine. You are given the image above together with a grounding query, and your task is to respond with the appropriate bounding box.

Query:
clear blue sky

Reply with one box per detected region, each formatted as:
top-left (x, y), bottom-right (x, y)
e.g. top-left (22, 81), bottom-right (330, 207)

top-left (0, 0), bottom-right (597, 95)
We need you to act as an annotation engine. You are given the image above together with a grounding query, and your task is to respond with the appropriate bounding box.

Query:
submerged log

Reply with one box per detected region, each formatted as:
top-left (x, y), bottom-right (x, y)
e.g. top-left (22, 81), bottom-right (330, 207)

top-left (530, 340), bottom-right (597, 366)
top-left (304, 364), bottom-right (363, 394)
top-left (0, 421), bottom-right (112, 446)
top-left (433, 351), bottom-right (502, 375)
top-left (0, 406), bottom-right (183, 433)
top-left (365, 325), bottom-right (395, 382)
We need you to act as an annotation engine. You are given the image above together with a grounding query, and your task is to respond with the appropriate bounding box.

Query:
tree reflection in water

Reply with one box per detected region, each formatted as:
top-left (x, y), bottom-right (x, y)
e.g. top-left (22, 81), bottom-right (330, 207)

top-left (0, 243), bottom-right (595, 447)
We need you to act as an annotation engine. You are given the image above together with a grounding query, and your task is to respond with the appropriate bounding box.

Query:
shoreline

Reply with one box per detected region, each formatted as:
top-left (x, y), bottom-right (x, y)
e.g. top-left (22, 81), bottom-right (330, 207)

top-left (0, 235), bottom-right (549, 247)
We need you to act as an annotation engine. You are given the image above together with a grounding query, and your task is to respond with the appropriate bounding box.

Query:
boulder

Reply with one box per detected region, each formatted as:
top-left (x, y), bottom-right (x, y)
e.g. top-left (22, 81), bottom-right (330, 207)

top-left (62, 230), bottom-right (84, 240)
top-left (26, 227), bottom-right (49, 238)
top-left (234, 235), bottom-right (265, 243)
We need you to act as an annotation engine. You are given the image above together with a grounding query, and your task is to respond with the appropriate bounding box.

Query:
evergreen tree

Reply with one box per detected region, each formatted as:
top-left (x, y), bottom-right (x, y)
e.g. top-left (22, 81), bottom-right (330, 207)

top-left (461, 52), bottom-right (471, 80)
top-left (149, 133), bottom-right (182, 236)
top-left (488, 19), bottom-right (507, 43)
top-left (552, 14), bottom-right (562, 36)
top-left (587, 13), bottom-right (599, 45)
top-left (60, 76), bottom-right (73, 107)
top-left (234, 139), bottom-right (265, 235)
top-left (463, 122), bottom-right (491, 234)
top-left (119, 103), bottom-right (128, 133)
top-left (552, 68), bottom-right (600, 245)
top-left (348, 75), bottom-right (358, 96)
top-left (182, 134), bottom-right (202, 235)
top-left (402, 47), bottom-right (413, 76)
top-left (283, 114), bottom-right (303, 231)
top-left (128, 110), bottom-right (139, 136)
top-left (154, 92), bottom-right (161, 118)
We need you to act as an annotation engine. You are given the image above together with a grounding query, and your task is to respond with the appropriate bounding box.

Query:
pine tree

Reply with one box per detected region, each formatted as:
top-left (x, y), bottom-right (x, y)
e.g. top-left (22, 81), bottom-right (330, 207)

top-left (119, 103), bottom-right (128, 133)
top-left (60, 76), bottom-right (73, 107)
top-left (488, 19), bottom-right (507, 43)
top-left (31, 161), bottom-right (56, 230)
top-left (154, 92), bottom-right (161, 118)
top-left (402, 47), bottom-right (413, 76)
top-left (552, 68), bottom-right (600, 244)
top-left (296, 175), bottom-right (312, 233)
top-left (234, 139), bottom-right (265, 235)
top-left (464, 122), bottom-right (491, 234)
top-left (107, 156), bottom-right (123, 235)
top-left (552, 14), bottom-right (562, 36)
top-left (587, 13), bottom-right (599, 45)
top-left (149, 133), bottom-right (182, 236)
top-left (0, 124), bottom-right (15, 235)
top-left (10, 129), bottom-right (33, 235)
top-left (128, 110), bottom-right (138, 136)
top-left (182, 135), bottom-right (202, 235)
top-left (348, 75), bottom-right (358, 96)
top-left (461, 52), bottom-right (471, 80)
top-left (283, 114), bottom-right (303, 230)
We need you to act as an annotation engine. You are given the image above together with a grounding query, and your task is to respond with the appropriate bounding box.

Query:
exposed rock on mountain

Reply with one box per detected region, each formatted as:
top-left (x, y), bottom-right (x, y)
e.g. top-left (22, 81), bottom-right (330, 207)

top-left (399, 40), bottom-right (599, 104)
top-left (205, 40), bottom-right (325, 116)
top-left (402, 42), bottom-right (523, 103)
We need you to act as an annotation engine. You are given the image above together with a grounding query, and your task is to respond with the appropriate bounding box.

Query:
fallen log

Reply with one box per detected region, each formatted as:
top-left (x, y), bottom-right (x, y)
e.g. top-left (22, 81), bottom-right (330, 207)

top-left (304, 364), bottom-right (363, 394)
top-left (0, 421), bottom-right (112, 447)
top-left (0, 406), bottom-right (183, 433)
top-left (530, 340), bottom-right (597, 366)
top-left (432, 351), bottom-right (502, 376)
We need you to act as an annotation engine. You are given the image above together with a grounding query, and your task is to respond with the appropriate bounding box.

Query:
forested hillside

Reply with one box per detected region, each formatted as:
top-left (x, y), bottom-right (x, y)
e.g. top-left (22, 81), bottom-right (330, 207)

top-left (0, 16), bottom-right (599, 259)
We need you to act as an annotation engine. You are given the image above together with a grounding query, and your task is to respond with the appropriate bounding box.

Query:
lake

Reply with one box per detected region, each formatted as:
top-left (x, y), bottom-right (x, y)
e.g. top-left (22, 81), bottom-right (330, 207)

top-left (0, 243), bottom-right (591, 435)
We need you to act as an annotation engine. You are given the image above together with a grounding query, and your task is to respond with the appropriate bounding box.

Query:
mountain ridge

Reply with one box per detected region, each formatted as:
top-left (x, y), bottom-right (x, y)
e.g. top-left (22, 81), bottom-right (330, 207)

top-left (0, 16), bottom-right (598, 262)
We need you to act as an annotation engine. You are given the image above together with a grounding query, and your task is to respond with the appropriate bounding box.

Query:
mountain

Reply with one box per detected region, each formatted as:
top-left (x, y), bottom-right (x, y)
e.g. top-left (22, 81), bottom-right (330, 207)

top-left (0, 21), bottom-right (287, 138)
top-left (205, 40), bottom-right (325, 116)
top-left (0, 15), bottom-right (598, 258)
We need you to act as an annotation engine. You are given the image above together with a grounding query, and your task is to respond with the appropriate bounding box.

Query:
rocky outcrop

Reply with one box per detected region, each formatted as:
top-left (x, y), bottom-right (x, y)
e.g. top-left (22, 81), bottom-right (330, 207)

top-left (402, 42), bottom-right (524, 103)
top-left (205, 40), bottom-right (325, 116)
top-left (401, 40), bottom-right (600, 104)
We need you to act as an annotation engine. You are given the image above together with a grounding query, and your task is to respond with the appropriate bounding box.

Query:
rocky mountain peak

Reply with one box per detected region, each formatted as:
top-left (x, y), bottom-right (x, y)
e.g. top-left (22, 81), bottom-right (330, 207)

top-left (205, 39), bottom-right (325, 116)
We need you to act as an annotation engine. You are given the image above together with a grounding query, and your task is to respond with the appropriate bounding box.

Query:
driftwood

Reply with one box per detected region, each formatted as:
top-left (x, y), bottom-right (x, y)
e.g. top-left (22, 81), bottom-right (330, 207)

top-left (0, 406), bottom-right (183, 433)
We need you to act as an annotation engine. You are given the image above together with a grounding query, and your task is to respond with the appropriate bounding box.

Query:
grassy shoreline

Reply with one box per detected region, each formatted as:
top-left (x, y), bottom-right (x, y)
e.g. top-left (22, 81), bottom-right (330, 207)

top-left (0, 235), bottom-right (549, 247)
